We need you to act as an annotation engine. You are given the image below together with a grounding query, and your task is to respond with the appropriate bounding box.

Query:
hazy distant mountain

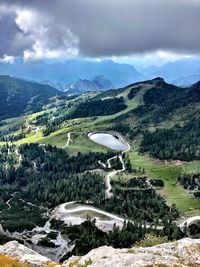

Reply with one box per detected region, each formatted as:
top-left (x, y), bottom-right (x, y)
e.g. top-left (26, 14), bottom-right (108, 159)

top-left (143, 58), bottom-right (200, 85)
top-left (0, 75), bottom-right (62, 120)
top-left (0, 59), bottom-right (144, 88)
top-left (172, 74), bottom-right (200, 86)
top-left (65, 76), bottom-right (115, 94)
top-left (40, 80), bottom-right (64, 91)
top-left (142, 65), bottom-right (160, 76)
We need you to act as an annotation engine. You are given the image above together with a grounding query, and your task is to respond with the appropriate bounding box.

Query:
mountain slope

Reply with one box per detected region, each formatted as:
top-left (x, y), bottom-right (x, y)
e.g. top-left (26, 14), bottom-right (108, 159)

top-left (40, 80), bottom-right (64, 91)
top-left (65, 76), bottom-right (115, 94)
top-left (109, 77), bottom-right (200, 161)
top-left (0, 59), bottom-right (144, 88)
top-left (0, 75), bottom-right (62, 120)
top-left (143, 58), bottom-right (200, 85)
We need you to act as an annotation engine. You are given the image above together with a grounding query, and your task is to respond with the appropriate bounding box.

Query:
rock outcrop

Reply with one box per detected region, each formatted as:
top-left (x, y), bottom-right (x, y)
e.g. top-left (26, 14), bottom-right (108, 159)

top-left (63, 238), bottom-right (200, 267)
top-left (0, 238), bottom-right (200, 267)
top-left (0, 241), bottom-right (52, 267)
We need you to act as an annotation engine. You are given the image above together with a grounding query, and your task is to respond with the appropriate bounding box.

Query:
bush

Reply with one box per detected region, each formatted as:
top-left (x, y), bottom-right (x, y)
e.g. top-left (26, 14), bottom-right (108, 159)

top-left (0, 255), bottom-right (31, 267)
top-left (135, 233), bottom-right (168, 247)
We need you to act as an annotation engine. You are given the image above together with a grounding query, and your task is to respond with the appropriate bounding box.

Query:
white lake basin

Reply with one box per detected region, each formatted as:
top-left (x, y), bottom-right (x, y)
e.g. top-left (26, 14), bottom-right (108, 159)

top-left (52, 202), bottom-right (125, 232)
top-left (88, 132), bottom-right (129, 151)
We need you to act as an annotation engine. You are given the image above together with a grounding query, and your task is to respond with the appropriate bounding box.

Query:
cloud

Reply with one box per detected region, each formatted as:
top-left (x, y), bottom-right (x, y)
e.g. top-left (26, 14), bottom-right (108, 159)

top-left (0, 5), bottom-right (33, 57)
top-left (0, 55), bottom-right (15, 64)
top-left (14, 9), bottom-right (79, 61)
top-left (1, 0), bottom-right (200, 60)
top-left (0, 3), bottom-right (79, 61)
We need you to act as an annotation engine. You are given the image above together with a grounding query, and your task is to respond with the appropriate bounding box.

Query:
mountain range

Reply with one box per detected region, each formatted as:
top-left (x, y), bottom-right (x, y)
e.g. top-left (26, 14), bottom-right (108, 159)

top-left (64, 76), bottom-right (115, 94)
top-left (1, 73), bottom-right (200, 122)
top-left (1, 58), bottom-right (200, 89)
top-left (0, 59), bottom-right (143, 88)
top-left (143, 57), bottom-right (200, 85)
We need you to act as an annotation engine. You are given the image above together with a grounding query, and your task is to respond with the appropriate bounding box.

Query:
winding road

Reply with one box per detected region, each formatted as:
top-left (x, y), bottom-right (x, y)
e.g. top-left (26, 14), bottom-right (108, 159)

top-left (63, 132), bottom-right (73, 148)
top-left (104, 155), bottom-right (126, 198)
top-left (39, 144), bottom-right (47, 153)
top-left (98, 160), bottom-right (106, 168)
top-left (97, 133), bottom-right (130, 198)
top-left (15, 145), bottom-right (22, 165)
top-left (24, 117), bottom-right (41, 137)
top-left (5, 192), bottom-right (17, 210)
top-left (52, 201), bottom-right (200, 236)
top-left (52, 202), bottom-right (163, 231)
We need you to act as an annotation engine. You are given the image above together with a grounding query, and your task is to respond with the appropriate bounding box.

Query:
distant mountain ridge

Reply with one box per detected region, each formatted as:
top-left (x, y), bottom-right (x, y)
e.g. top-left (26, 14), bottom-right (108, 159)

top-left (65, 76), bottom-right (115, 94)
top-left (0, 75), bottom-right (62, 120)
top-left (143, 58), bottom-right (200, 86)
top-left (2, 57), bottom-right (200, 87)
top-left (0, 59), bottom-right (144, 88)
top-left (40, 80), bottom-right (64, 91)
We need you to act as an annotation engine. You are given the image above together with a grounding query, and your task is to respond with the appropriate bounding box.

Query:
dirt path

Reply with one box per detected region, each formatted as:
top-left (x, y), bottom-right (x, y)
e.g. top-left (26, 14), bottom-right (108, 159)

top-left (52, 202), bottom-right (164, 231)
top-left (105, 155), bottom-right (126, 198)
top-left (24, 117), bottom-right (41, 137)
top-left (15, 145), bottom-right (22, 165)
top-left (97, 134), bottom-right (130, 199)
top-left (63, 132), bottom-right (73, 148)
top-left (5, 192), bottom-right (17, 210)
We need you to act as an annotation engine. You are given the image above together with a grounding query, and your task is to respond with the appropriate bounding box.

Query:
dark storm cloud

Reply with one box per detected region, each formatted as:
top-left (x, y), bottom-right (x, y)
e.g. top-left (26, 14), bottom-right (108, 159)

top-left (1, 0), bottom-right (200, 59)
top-left (0, 7), bottom-right (33, 57)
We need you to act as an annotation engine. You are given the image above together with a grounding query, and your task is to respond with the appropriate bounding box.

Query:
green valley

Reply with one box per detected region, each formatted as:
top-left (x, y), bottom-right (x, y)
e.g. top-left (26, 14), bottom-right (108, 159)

top-left (0, 76), bottom-right (199, 261)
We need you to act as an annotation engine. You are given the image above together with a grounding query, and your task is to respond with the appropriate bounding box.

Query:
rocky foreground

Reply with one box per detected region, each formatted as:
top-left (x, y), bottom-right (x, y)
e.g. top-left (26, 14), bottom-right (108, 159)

top-left (0, 238), bottom-right (200, 267)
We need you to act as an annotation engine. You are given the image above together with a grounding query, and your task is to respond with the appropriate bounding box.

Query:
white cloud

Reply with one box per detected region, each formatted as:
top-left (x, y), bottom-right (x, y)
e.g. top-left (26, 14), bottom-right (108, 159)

top-left (0, 54), bottom-right (15, 64)
top-left (15, 9), bottom-right (38, 33)
top-left (112, 50), bottom-right (194, 68)
top-left (155, 51), bottom-right (192, 60)
top-left (15, 8), bottom-right (79, 61)
top-left (24, 39), bottom-right (79, 61)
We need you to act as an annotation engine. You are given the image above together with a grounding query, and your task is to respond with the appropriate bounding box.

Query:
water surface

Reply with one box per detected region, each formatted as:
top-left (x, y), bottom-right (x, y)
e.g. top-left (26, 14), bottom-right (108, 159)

top-left (89, 132), bottom-right (128, 151)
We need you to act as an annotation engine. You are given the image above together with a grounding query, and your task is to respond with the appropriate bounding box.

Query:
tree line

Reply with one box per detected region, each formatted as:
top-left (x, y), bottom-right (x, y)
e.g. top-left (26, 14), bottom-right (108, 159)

top-left (177, 173), bottom-right (200, 199)
top-left (140, 119), bottom-right (200, 161)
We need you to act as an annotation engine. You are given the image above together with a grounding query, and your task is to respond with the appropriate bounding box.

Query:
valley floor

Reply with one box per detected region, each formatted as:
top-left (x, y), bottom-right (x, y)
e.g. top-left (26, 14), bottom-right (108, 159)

top-left (1, 93), bottom-right (199, 217)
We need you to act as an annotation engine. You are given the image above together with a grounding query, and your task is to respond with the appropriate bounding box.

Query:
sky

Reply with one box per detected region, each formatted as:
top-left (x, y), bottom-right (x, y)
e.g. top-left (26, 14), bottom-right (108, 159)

top-left (0, 0), bottom-right (200, 67)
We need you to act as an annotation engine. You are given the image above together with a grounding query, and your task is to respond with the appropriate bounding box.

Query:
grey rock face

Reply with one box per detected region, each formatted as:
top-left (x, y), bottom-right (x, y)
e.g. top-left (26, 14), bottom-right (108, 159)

top-left (0, 241), bottom-right (52, 267)
top-left (1, 238), bottom-right (200, 267)
top-left (63, 238), bottom-right (200, 267)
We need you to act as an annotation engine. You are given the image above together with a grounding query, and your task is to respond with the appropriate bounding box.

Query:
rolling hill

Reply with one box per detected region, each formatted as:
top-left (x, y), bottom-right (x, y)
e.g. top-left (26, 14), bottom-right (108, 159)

top-left (0, 75), bottom-right (62, 120)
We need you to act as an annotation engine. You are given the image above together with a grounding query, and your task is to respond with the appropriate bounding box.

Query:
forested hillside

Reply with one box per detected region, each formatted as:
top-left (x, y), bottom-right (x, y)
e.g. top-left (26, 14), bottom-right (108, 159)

top-left (0, 144), bottom-right (179, 233)
top-left (112, 78), bottom-right (200, 161)
top-left (68, 97), bottom-right (127, 118)
top-left (140, 118), bottom-right (200, 161)
top-left (0, 75), bottom-right (62, 120)
top-left (1, 76), bottom-right (199, 162)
